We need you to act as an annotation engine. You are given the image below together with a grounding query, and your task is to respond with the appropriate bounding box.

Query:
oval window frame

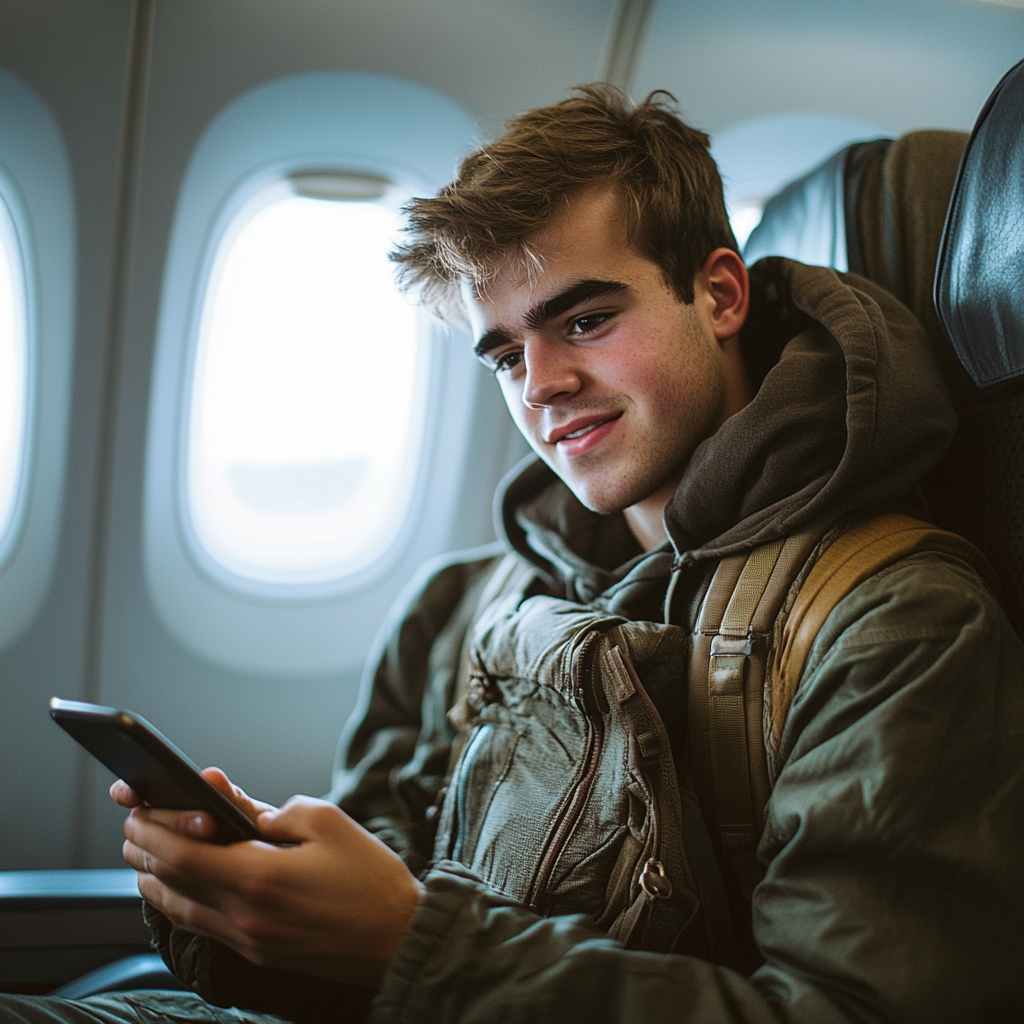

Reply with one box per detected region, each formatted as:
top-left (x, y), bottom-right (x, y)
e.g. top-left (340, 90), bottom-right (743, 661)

top-left (0, 180), bottom-right (32, 559)
top-left (144, 72), bottom-right (481, 674)
top-left (0, 67), bottom-right (75, 652)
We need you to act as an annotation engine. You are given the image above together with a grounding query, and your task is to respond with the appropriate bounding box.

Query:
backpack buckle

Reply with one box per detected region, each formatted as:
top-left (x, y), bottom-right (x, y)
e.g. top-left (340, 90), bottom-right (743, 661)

top-left (709, 634), bottom-right (755, 696)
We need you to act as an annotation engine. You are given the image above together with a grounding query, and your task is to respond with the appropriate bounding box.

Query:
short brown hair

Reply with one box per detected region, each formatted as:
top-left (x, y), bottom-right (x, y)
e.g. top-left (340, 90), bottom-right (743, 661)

top-left (391, 84), bottom-right (737, 318)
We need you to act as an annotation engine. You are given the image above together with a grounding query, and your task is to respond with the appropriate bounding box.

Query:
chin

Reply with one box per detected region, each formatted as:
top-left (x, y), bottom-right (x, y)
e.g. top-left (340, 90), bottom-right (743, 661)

top-left (566, 459), bottom-right (683, 516)
top-left (567, 477), bottom-right (646, 516)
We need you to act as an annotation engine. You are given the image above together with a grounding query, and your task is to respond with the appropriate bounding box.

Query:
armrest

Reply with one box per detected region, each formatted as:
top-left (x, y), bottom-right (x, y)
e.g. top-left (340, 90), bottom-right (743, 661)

top-left (0, 870), bottom-right (152, 994)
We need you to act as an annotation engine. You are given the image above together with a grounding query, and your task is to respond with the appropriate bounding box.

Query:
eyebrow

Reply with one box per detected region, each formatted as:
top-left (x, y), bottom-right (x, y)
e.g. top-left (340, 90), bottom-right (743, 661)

top-left (473, 279), bottom-right (631, 359)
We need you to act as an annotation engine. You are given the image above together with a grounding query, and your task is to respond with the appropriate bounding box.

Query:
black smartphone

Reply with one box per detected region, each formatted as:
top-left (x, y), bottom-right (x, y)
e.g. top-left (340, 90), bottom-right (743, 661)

top-left (49, 697), bottom-right (266, 845)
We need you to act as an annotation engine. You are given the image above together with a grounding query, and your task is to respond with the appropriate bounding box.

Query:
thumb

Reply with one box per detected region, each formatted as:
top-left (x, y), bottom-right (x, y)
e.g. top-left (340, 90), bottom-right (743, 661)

top-left (201, 767), bottom-right (275, 822)
top-left (255, 795), bottom-right (348, 844)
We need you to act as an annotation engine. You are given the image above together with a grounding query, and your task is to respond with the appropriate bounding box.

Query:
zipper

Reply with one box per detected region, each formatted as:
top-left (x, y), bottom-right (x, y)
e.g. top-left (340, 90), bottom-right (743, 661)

top-left (614, 760), bottom-right (671, 947)
top-left (526, 628), bottom-right (605, 912)
top-left (617, 658), bottom-right (680, 947)
top-left (449, 723), bottom-right (490, 862)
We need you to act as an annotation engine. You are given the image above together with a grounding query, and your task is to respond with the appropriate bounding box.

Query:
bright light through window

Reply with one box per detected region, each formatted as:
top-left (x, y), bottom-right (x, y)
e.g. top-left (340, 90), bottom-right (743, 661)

top-left (730, 205), bottom-right (765, 248)
top-left (0, 193), bottom-right (27, 552)
top-left (188, 181), bottom-right (424, 585)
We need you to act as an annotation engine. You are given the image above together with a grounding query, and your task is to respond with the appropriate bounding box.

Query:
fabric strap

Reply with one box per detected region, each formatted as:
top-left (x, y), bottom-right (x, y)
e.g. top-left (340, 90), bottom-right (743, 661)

top-left (769, 512), bottom-right (999, 750)
top-left (687, 511), bottom-right (996, 901)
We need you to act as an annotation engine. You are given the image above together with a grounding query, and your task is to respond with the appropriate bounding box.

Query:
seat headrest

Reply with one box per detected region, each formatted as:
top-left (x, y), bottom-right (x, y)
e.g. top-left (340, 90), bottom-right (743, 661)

top-left (935, 58), bottom-right (1024, 390)
top-left (743, 139), bottom-right (892, 273)
top-left (857, 130), bottom-right (967, 356)
top-left (743, 147), bottom-right (849, 269)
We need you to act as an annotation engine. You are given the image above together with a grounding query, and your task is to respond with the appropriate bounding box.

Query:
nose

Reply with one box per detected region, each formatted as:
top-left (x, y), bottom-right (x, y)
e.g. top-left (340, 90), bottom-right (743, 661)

top-left (521, 338), bottom-right (582, 409)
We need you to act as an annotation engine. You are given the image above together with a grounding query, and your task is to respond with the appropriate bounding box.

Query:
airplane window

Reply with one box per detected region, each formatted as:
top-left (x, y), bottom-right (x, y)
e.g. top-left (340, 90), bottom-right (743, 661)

top-left (0, 65), bottom-right (74, 652)
top-left (145, 71), bottom-right (478, 673)
top-left (0, 188), bottom-right (28, 560)
top-left (188, 175), bottom-right (423, 584)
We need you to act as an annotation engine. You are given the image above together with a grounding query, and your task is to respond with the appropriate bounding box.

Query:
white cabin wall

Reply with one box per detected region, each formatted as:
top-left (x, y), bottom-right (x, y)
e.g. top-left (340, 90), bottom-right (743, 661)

top-left (0, 0), bottom-right (130, 870)
top-left (636, 0), bottom-right (1023, 134)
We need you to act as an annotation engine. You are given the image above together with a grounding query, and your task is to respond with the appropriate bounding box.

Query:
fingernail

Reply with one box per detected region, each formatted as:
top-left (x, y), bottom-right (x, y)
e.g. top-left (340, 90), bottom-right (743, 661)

top-left (188, 816), bottom-right (206, 835)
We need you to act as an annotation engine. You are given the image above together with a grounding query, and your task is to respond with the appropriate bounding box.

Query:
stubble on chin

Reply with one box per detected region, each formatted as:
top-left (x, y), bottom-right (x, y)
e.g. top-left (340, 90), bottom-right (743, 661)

top-left (558, 417), bottom-right (710, 516)
top-left (559, 454), bottom-right (663, 515)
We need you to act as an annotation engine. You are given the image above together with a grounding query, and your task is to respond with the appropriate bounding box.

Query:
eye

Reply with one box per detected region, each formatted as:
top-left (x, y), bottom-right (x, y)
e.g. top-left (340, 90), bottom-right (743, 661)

top-left (568, 311), bottom-right (612, 336)
top-left (491, 348), bottom-right (523, 375)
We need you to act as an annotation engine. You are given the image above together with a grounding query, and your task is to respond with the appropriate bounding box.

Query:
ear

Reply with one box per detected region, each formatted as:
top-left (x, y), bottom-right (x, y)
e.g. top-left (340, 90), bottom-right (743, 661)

top-left (698, 247), bottom-right (749, 343)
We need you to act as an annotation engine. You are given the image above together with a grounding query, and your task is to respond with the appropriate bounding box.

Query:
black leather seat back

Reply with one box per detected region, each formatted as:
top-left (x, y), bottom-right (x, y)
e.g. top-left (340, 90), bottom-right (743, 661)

top-left (928, 59), bottom-right (1024, 637)
top-left (935, 58), bottom-right (1024, 390)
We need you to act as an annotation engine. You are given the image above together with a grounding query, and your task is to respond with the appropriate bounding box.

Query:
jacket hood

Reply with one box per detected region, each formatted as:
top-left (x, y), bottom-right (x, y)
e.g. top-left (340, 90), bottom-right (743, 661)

top-left (496, 256), bottom-right (956, 588)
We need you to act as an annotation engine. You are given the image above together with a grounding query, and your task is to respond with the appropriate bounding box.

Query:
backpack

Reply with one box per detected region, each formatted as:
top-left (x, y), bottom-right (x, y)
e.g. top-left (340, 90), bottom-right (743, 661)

top-left (435, 512), bottom-right (996, 959)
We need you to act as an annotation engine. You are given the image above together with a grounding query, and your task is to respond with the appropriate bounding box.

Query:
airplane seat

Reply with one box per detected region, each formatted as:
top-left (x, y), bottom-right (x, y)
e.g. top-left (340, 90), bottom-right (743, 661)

top-left (48, 954), bottom-right (187, 998)
top-left (743, 136), bottom-right (893, 273)
top-left (742, 60), bottom-right (1024, 639)
top-left (0, 869), bottom-right (184, 997)
top-left (929, 58), bottom-right (1024, 640)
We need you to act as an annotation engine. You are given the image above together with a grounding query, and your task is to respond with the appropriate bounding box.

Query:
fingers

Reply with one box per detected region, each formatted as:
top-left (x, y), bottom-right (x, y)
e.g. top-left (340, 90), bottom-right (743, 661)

top-left (122, 836), bottom-right (148, 874)
top-left (129, 805), bottom-right (218, 838)
top-left (110, 779), bottom-right (144, 807)
top-left (202, 767), bottom-right (277, 821)
top-left (124, 791), bottom-right (422, 979)
top-left (134, 862), bottom-right (260, 958)
top-left (254, 795), bottom-right (349, 844)
top-left (122, 808), bottom-right (257, 892)
top-left (113, 767), bottom-right (272, 837)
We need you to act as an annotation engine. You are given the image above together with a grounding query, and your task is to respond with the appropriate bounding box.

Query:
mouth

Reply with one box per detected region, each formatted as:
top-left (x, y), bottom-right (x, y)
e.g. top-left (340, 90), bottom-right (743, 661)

top-left (547, 412), bottom-right (622, 451)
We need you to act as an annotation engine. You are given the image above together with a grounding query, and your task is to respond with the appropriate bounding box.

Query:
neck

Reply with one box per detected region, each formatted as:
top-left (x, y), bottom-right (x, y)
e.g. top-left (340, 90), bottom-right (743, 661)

top-left (622, 478), bottom-right (677, 551)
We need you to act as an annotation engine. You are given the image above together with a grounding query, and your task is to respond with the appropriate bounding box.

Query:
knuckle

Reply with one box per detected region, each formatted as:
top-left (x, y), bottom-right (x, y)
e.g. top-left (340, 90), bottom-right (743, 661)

top-left (238, 942), bottom-right (271, 967)
top-left (174, 901), bottom-right (202, 932)
top-left (159, 845), bottom-right (190, 876)
top-left (171, 811), bottom-right (197, 833)
top-left (136, 873), bottom-right (158, 903)
top-left (237, 870), bottom-right (274, 905)
top-left (235, 911), bottom-right (271, 942)
top-left (308, 801), bottom-right (339, 829)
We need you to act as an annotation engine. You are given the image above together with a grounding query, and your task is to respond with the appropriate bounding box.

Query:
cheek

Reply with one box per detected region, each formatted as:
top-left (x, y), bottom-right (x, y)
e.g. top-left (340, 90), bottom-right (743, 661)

top-left (646, 346), bottom-right (725, 441)
top-left (618, 359), bottom-right (680, 420)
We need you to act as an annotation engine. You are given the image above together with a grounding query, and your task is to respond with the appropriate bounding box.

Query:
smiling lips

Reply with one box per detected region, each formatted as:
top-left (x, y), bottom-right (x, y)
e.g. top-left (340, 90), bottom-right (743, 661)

top-left (548, 412), bottom-right (622, 456)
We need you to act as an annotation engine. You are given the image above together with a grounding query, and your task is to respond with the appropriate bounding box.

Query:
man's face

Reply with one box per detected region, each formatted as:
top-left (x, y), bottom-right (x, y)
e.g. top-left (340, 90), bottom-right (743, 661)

top-left (465, 188), bottom-right (739, 516)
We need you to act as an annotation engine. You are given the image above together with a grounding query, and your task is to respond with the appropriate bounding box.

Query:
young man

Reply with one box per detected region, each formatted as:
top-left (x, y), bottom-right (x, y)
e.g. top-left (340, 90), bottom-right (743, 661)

top-left (4, 87), bottom-right (1020, 1024)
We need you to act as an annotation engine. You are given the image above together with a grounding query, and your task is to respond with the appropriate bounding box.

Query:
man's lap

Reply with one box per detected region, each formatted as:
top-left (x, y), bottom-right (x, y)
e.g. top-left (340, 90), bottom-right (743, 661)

top-left (0, 992), bottom-right (287, 1024)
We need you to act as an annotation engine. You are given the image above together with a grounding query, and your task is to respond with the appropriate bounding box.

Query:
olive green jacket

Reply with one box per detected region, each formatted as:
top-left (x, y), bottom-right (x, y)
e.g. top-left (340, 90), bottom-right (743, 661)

top-left (149, 260), bottom-right (1024, 1023)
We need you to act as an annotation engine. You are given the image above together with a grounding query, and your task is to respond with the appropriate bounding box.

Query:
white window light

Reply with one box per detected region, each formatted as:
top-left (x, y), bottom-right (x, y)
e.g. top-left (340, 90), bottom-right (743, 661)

top-left (186, 173), bottom-right (424, 585)
top-left (0, 67), bottom-right (75, 653)
top-left (0, 189), bottom-right (29, 558)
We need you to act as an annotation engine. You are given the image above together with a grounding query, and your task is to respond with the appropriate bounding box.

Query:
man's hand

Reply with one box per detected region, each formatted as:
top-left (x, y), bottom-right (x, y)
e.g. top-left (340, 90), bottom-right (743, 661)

top-left (110, 769), bottom-right (424, 987)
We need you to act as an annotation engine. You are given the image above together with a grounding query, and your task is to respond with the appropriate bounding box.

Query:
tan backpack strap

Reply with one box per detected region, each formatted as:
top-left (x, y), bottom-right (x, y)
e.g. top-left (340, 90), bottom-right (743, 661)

top-left (704, 538), bottom-right (783, 849)
top-left (769, 512), bottom-right (999, 751)
top-left (687, 511), bottom-right (995, 900)
top-left (686, 525), bottom-right (826, 897)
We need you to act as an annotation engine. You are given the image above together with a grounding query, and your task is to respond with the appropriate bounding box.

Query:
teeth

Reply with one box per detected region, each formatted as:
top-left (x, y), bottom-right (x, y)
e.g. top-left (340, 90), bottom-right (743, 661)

top-left (564, 424), bottom-right (598, 440)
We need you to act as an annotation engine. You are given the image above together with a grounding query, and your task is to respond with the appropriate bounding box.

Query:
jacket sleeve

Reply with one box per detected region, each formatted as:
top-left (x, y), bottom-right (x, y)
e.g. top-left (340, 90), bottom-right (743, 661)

top-left (370, 553), bottom-right (1024, 1024)
top-left (328, 546), bottom-right (505, 871)
top-left (143, 900), bottom-right (376, 1024)
top-left (141, 547), bottom-right (505, 1018)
